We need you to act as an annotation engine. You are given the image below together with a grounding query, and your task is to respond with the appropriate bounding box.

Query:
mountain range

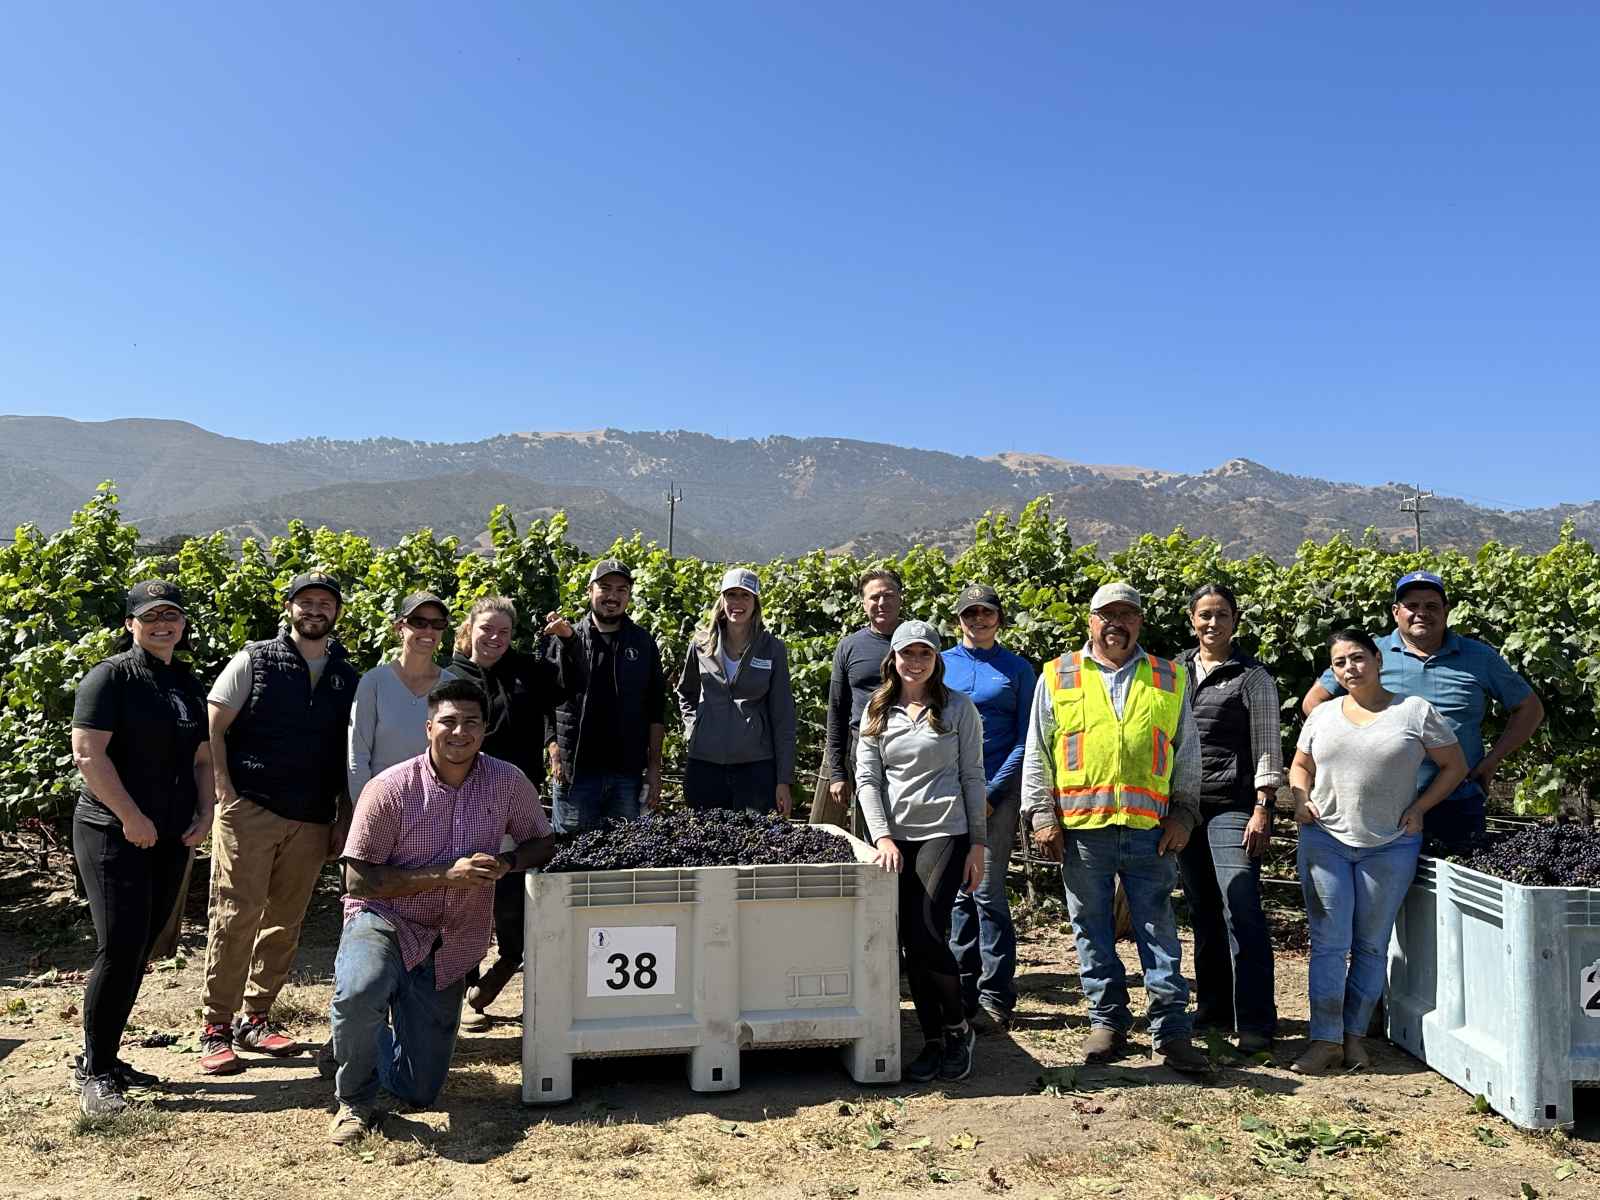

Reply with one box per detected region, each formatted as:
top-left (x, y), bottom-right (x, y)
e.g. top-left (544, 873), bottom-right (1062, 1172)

top-left (2, 415), bottom-right (1595, 562)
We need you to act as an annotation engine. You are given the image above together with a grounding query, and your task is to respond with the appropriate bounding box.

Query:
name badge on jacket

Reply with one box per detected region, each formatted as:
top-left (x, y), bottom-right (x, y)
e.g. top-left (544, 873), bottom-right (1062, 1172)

top-left (750, 658), bottom-right (773, 670)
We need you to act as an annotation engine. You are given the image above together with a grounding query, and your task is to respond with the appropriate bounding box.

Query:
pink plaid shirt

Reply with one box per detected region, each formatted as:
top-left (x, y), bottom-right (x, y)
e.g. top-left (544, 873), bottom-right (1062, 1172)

top-left (342, 751), bottom-right (548, 989)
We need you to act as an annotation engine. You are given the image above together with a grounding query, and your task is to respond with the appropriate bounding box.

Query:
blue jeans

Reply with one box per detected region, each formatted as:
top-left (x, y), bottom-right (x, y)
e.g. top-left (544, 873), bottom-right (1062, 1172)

top-left (1060, 824), bottom-right (1192, 1044)
top-left (949, 782), bottom-right (1020, 1016)
top-left (1297, 821), bottom-right (1422, 1043)
top-left (1177, 807), bottom-right (1277, 1037)
top-left (553, 771), bottom-right (643, 834)
top-left (329, 910), bottom-right (465, 1108)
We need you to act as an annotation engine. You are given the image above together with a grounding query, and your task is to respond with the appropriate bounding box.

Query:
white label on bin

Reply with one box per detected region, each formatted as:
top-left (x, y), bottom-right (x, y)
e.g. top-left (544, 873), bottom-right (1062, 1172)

top-left (586, 926), bottom-right (677, 997)
top-left (1582, 959), bottom-right (1600, 1019)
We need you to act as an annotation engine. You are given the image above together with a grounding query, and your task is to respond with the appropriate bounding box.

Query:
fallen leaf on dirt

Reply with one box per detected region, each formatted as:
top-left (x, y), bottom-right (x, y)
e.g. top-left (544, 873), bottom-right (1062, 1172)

top-left (1554, 1164), bottom-right (1575, 1181)
top-left (1520, 1183), bottom-right (1539, 1200)
top-left (718, 1121), bottom-right (746, 1137)
top-left (1475, 1125), bottom-right (1509, 1148)
top-left (902, 1136), bottom-right (931, 1150)
top-left (983, 1166), bottom-right (1011, 1192)
top-left (1037, 1066), bottom-right (1079, 1096)
top-left (948, 1131), bottom-right (980, 1150)
top-left (862, 1121), bottom-right (887, 1150)
top-left (927, 1166), bottom-right (962, 1183)
top-left (1472, 1094), bottom-right (1491, 1114)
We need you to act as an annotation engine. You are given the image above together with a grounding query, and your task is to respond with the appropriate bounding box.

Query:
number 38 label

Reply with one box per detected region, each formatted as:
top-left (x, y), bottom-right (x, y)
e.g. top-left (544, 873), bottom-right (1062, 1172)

top-left (1582, 959), bottom-right (1600, 1019)
top-left (586, 926), bottom-right (677, 997)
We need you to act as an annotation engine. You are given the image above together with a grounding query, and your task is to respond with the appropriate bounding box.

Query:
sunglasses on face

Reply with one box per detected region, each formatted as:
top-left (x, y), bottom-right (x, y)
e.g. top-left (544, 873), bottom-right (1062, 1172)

top-left (404, 615), bottom-right (450, 631)
top-left (135, 609), bottom-right (184, 624)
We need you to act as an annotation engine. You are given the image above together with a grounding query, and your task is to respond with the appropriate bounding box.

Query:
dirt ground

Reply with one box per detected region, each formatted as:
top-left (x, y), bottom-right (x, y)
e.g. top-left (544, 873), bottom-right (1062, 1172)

top-left (2, 846), bottom-right (1597, 1200)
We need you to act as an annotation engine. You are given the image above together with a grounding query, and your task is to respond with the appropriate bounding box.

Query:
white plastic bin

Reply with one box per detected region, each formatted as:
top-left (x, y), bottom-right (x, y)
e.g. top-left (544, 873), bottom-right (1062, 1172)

top-left (1388, 855), bottom-right (1600, 1129)
top-left (521, 824), bottom-right (901, 1103)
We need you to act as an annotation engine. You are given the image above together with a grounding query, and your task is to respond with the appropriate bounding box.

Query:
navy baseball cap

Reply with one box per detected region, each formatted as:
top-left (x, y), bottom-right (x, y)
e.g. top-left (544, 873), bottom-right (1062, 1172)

top-left (1394, 570), bottom-right (1447, 603)
top-left (286, 571), bottom-right (343, 605)
top-left (127, 579), bottom-right (186, 617)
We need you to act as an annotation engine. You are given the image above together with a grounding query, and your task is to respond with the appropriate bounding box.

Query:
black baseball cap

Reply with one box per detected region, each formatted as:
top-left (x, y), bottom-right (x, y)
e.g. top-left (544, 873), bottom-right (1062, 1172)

top-left (588, 558), bottom-right (633, 585)
top-left (954, 583), bottom-right (1001, 616)
top-left (286, 571), bottom-right (343, 605)
top-left (127, 579), bottom-right (186, 617)
top-left (398, 591), bottom-right (448, 619)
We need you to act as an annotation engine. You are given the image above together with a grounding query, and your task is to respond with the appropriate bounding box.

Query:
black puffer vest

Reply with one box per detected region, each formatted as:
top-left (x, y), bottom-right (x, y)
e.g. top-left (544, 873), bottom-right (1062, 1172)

top-left (1178, 647), bottom-right (1265, 813)
top-left (226, 630), bottom-right (359, 823)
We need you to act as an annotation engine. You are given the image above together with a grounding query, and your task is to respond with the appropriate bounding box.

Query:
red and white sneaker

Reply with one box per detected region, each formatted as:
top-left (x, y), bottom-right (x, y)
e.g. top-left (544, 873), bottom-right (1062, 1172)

top-left (233, 1013), bottom-right (298, 1057)
top-left (199, 1023), bottom-right (244, 1075)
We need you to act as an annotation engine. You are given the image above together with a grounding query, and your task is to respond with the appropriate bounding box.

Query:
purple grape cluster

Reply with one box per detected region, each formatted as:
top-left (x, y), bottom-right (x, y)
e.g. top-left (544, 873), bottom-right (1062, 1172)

top-left (1452, 823), bottom-right (1600, 889)
top-left (544, 809), bottom-right (855, 873)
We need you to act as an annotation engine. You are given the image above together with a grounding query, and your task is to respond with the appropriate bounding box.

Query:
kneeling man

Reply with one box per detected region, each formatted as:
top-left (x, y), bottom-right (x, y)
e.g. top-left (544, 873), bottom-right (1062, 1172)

top-left (328, 677), bottom-right (554, 1145)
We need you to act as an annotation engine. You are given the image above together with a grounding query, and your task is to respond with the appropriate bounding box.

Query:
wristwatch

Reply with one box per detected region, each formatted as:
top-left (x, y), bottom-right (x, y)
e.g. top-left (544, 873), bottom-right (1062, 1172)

top-left (498, 851), bottom-right (518, 871)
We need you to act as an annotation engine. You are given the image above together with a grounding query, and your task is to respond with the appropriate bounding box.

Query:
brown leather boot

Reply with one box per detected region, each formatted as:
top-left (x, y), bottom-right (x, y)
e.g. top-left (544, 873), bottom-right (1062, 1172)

top-left (1080, 1026), bottom-right (1130, 1064)
top-left (1290, 1040), bottom-right (1345, 1075)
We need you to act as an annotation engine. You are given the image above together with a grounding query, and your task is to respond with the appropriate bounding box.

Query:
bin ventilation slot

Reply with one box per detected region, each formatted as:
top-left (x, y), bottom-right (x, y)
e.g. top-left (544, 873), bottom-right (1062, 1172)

top-left (1414, 861), bottom-right (1439, 886)
top-left (568, 870), bottom-right (698, 907)
top-left (1448, 875), bottom-right (1505, 920)
top-left (1565, 894), bottom-right (1600, 928)
top-left (737, 864), bottom-right (859, 901)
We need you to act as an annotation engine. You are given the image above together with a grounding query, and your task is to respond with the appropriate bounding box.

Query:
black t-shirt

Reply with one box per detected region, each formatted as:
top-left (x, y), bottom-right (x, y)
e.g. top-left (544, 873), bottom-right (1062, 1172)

top-left (71, 647), bottom-right (209, 839)
top-left (578, 630), bottom-right (625, 773)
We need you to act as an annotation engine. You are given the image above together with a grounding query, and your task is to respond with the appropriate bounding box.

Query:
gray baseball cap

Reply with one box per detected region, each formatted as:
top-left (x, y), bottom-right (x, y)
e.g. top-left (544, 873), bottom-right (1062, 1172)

top-left (1090, 581), bottom-right (1143, 613)
top-left (719, 567), bottom-right (760, 596)
top-left (890, 619), bottom-right (943, 653)
top-left (588, 558), bottom-right (633, 585)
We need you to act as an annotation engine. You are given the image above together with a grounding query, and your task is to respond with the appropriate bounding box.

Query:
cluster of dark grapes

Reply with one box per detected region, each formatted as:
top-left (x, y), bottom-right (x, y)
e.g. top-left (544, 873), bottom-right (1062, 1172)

top-left (544, 809), bottom-right (855, 873)
top-left (1451, 823), bottom-right (1600, 889)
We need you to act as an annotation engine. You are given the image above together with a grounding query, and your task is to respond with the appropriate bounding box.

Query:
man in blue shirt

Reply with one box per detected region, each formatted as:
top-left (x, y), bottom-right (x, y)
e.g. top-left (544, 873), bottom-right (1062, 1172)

top-left (942, 583), bottom-right (1036, 1029)
top-left (1301, 570), bottom-right (1544, 846)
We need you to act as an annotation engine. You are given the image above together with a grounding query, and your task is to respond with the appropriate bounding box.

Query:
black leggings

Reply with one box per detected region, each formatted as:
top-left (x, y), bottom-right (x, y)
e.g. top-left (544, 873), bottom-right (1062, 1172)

top-left (73, 816), bottom-right (190, 1076)
top-left (490, 870), bottom-right (525, 967)
top-left (897, 835), bottom-right (970, 1039)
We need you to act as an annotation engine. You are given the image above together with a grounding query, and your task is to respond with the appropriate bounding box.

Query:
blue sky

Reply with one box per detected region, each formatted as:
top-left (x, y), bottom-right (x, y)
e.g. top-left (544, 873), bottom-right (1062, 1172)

top-left (4, 3), bottom-right (1596, 508)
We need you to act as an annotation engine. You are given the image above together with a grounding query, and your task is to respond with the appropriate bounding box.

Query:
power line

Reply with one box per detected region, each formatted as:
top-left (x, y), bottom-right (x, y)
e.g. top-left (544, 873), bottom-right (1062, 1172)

top-left (1399, 483), bottom-right (1434, 552)
top-left (666, 482), bottom-right (684, 557)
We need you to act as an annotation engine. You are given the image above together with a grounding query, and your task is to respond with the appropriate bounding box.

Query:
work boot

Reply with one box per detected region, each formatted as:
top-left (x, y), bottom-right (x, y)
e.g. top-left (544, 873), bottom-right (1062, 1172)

top-left (234, 1013), bottom-right (299, 1057)
top-left (1342, 1034), bottom-right (1371, 1071)
top-left (465, 957), bottom-right (518, 1012)
top-left (198, 1023), bottom-right (243, 1075)
top-left (1155, 1037), bottom-right (1214, 1076)
top-left (1289, 1040), bottom-right (1345, 1075)
top-left (1080, 1026), bottom-right (1130, 1064)
top-left (328, 1102), bottom-right (382, 1147)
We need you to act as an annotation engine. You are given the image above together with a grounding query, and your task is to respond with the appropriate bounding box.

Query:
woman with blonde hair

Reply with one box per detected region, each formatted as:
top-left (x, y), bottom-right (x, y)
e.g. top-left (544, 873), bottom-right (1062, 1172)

top-left (677, 568), bottom-right (796, 814)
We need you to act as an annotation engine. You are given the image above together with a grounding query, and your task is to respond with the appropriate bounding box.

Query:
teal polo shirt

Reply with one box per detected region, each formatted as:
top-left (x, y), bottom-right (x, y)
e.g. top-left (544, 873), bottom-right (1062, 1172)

top-left (1317, 628), bottom-right (1532, 799)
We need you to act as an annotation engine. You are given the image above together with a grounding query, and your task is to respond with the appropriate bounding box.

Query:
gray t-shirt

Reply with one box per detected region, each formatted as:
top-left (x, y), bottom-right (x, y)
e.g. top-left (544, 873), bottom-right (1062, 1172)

top-left (209, 647), bottom-right (329, 710)
top-left (1296, 694), bottom-right (1457, 847)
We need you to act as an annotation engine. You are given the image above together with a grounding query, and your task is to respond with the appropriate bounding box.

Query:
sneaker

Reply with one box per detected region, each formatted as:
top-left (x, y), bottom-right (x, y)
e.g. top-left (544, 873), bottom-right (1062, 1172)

top-left (199, 1023), bottom-right (243, 1075)
top-left (234, 1013), bottom-right (299, 1057)
top-left (1155, 1037), bottom-right (1214, 1076)
top-left (328, 1102), bottom-right (382, 1147)
top-left (459, 1006), bottom-right (491, 1033)
top-left (315, 1039), bottom-right (338, 1080)
top-left (904, 1039), bottom-right (944, 1084)
top-left (977, 997), bottom-right (1012, 1032)
top-left (938, 1024), bottom-right (976, 1082)
top-left (1289, 1040), bottom-right (1345, 1076)
top-left (79, 1073), bottom-right (128, 1118)
top-left (1080, 1026), bottom-right (1130, 1064)
top-left (71, 1054), bottom-right (161, 1091)
top-left (465, 956), bottom-right (518, 1012)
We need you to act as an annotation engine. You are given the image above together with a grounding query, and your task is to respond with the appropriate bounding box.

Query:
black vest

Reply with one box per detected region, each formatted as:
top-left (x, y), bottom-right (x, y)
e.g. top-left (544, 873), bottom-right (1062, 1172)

top-left (226, 631), bottom-right (359, 824)
top-left (1180, 649), bottom-right (1263, 812)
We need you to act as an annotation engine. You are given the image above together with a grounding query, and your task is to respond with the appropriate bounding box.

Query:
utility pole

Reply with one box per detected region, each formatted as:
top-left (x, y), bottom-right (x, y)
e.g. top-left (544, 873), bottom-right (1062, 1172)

top-left (1399, 483), bottom-right (1433, 552)
top-left (666, 482), bottom-right (683, 557)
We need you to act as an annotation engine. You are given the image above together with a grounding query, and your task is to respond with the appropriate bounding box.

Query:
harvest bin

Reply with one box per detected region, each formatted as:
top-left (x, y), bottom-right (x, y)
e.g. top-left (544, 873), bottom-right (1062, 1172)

top-left (1387, 855), bottom-right (1600, 1129)
top-left (520, 824), bottom-right (900, 1103)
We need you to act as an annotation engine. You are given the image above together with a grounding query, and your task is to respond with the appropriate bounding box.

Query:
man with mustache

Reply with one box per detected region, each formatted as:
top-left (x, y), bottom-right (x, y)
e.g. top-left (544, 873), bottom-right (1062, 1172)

top-left (1301, 570), bottom-right (1543, 848)
top-left (198, 572), bottom-right (360, 1074)
top-left (1022, 582), bottom-right (1210, 1075)
top-left (546, 559), bottom-right (668, 833)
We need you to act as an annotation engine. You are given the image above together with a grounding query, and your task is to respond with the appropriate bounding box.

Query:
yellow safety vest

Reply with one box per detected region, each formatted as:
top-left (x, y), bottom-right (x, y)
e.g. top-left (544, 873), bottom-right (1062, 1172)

top-left (1043, 650), bottom-right (1186, 830)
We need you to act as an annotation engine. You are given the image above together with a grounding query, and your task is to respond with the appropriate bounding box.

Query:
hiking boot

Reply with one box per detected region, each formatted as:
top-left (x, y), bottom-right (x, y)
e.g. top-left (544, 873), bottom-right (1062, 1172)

top-left (465, 957), bottom-right (518, 1012)
top-left (199, 1023), bottom-right (243, 1075)
top-left (904, 1039), bottom-right (944, 1083)
top-left (316, 1039), bottom-right (338, 1080)
top-left (1342, 1034), bottom-right (1371, 1071)
top-left (1080, 1026), bottom-right (1130, 1064)
top-left (1155, 1037), bottom-right (1214, 1076)
top-left (235, 1013), bottom-right (298, 1057)
top-left (1236, 1032), bottom-right (1274, 1056)
top-left (328, 1102), bottom-right (382, 1147)
top-left (1289, 1040), bottom-right (1345, 1076)
top-left (977, 997), bottom-right (1013, 1032)
top-left (939, 1024), bottom-right (976, 1082)
top-left (79, 1073), bottom-right (128, 1118)
top-left (72, 1054), bottom-right (160, 1091)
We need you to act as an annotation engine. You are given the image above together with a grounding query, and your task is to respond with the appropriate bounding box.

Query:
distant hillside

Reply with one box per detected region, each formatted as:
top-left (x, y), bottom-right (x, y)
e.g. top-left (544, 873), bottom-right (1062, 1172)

top-left (3, 416), bottom-right (1595, 561)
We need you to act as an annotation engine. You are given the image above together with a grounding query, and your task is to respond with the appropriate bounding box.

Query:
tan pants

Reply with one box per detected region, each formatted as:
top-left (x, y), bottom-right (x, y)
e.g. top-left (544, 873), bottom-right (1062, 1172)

top-left (201, 795), bottom-right (329, 1025)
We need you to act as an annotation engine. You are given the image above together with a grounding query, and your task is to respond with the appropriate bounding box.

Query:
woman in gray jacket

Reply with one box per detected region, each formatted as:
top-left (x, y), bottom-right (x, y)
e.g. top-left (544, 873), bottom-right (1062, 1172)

top-left (677, 568), bottom-right (797, 815)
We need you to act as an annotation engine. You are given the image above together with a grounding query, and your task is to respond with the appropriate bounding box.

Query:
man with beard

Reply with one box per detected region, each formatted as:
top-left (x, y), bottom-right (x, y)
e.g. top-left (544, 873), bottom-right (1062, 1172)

top-left (546, 560), bottom-right (668, 833)
top-left (809, 568), bottom-right (904, 831)
top-left (1022, 582), bottom-right (1211, 1075)
top-left (1301, 570), bottom-right (1543, 847)
top-left (198, 572), bottom-right (360, 1074)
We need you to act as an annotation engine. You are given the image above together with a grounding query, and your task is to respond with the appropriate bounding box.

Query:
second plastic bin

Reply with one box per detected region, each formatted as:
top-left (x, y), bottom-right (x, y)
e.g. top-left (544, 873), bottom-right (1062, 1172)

top-left (521, 824), bottom-right (901, 1103)
top-left (1387, 855), bottom-right (1600, 1129)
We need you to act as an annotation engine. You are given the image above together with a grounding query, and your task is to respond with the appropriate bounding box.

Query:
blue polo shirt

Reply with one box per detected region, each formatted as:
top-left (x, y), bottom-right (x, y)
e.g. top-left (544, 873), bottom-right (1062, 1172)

top-left (941, 642), bottom-right (1036, 796)
top-left (1317, 628), bottom-right (1532, 799)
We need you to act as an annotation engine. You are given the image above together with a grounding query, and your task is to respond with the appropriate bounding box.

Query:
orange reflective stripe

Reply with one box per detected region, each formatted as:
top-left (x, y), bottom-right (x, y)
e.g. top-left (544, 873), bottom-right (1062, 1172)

top-left (1147, 654), bottom-right (1177, 693)
top-left (1121, 785), bottom-right (1168, 806)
